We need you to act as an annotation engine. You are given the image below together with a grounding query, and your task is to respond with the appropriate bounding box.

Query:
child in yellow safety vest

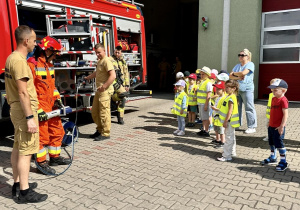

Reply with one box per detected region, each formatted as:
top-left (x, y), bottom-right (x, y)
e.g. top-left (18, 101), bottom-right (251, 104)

top-left (186, 73), bottom-right (198, 127)
top-left (211, 81), bottom-right (226, 148)
top-left (171, 79), bottom-right (188, 136)
top-left (217, 79), bottom-right (240, 162)
top-left (263, 78), bottom-right (279, 141)
top-left (197, 66), bottom-right (213, 137)
top-left (209, 73), bottom-right (217, 131)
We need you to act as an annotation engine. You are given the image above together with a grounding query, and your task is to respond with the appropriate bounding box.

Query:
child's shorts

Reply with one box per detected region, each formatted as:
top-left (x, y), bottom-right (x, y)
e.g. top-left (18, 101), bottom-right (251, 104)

top-left (188, 105), bottom-right (197, 113)
top-left (198, 104), bottom-right (210, 120)
top-left (214, 125), bottom-right (225, 135)
top-left (268, 126), bottom-right (285, 148)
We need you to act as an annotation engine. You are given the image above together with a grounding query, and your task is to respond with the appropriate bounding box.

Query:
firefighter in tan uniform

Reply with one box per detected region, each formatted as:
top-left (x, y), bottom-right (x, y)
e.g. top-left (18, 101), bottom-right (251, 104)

top-left (109, 46), bottom-right (130, 125)
top-left (85, 43), bottom-right (116, 141)
top-left (5, 25), bottom-right (48, 203)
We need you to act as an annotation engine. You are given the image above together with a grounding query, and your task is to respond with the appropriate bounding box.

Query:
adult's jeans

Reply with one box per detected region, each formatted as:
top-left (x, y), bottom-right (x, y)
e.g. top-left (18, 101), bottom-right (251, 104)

top-left (237, 90), bottom-right (257, 128)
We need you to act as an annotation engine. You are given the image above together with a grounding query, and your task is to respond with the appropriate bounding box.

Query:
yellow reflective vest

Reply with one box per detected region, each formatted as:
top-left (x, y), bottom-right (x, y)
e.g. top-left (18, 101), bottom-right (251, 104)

top-left (171, 91), bottom-right (188, 117)
top-left (185, 80), bottom-right (190, 94)
top-left (197, 78), bottom-right (211, 104)
top-left (219, 94), bottom-right (240, 128)
top-left (187, 84), bottom-right (198, 106)
top-left (266, 92), bottom-right (273, 119)
top-left (213, 95), bottom-right (227, 127)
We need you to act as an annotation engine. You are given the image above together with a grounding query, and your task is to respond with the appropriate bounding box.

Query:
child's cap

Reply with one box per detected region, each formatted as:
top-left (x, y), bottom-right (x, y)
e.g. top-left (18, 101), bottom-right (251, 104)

top-left (211, 69), bottom-right (219, 76)
top-left (176, 72), bottom-right (184, 78)
top-left (219, 70), bottom-right (228, 75)
top-left (200, 66), bottom-right (211, 77)
top-left (210, 73), bottom-right (216, 80)
top-left (174, 79), bottom-right (186, 87)
top-left (188, 73), bottom-right (197, 80)
top-left (184, 71), bottom-right (190, 77)
top-left (268, 79), bottom-right (288, 89)
top-left (213, 81), bottom-right (225, 90)
top-left (216, 73), bottom-right (229, 81)
top-left (195, 69), bottom-right (201, 74)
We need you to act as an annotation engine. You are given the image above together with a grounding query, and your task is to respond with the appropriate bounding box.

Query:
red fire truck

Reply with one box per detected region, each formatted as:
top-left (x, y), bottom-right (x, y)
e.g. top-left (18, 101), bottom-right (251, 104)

top-left (0, 0), bottom-right (147, 120)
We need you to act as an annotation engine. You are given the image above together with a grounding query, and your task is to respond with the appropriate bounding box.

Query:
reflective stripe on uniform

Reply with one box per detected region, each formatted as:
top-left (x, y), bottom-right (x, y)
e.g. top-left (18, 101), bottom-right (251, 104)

top-left (35, 67), bottom-right (47, 76)
top-left (48, 146), bottom-right (61, 155)
top-left (53, 89), bottom-right (60, 96)
top-left (118, 107), bottom-right (125, 112)
top-left (37, 147), bottom-right (47, 158)
top-left (172, 107), bottom-right (187, 115)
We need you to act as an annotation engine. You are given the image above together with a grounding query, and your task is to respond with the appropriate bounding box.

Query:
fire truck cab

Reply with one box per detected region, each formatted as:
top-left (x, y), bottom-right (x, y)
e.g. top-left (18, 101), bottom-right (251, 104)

top-left (0, 0), bottom-right (147, 120)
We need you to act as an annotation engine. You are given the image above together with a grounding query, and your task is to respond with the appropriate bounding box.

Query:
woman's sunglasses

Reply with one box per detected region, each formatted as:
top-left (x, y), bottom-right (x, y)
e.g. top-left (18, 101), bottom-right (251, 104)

top-left (238, 54), bottom-right (247, 57)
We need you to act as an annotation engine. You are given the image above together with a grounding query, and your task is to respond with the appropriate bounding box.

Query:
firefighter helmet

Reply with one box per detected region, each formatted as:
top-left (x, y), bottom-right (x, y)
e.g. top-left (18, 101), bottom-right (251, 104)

top-left (38, 36), bottom-right (62, 52)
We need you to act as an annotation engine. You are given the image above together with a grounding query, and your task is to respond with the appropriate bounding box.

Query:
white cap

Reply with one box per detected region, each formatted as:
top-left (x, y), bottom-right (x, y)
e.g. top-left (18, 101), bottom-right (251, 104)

top-left (216, 73), bottom-right (229, 81)
top-left (176, 72), bottom-right (184, 78)
top-left (211, 69), bottom-right (219, 76)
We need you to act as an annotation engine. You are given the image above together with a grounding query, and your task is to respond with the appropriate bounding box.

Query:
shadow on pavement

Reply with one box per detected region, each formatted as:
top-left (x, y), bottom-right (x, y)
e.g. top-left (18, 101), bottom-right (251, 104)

top-left (159, 142), bottom-right (260, 166)
top-left (237, 166), bottom-right (300, 184)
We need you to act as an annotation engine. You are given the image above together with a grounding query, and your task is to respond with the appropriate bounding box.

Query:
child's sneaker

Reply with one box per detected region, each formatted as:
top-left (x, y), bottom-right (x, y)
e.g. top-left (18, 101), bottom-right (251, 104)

top-left (195, 119), bottom-right (202, 124)
top-left (262, 136), bottom-right (268, 141)
top-left (276, 162), bottom-right (288, 172)
top-left (245, 128), bottom-right (256, 134)
top-left (211, 139), bottom-right (221, 144)
top-left (197, 130), bottom-right (205, 136)
top-left (217, 156), bottom-right (232, 162)
top-left (261, 157), bottom-right (277, 165)
top-left (214, 142), bottom-right (224, 148)
top-left (177, 131), bottom-right (185, 136)
top-left (186, 123), bottom-right (192, 127)
top-left (200, 131), bottom-right (210, 137)
top-left (173, 130), bottom-right (180, 135)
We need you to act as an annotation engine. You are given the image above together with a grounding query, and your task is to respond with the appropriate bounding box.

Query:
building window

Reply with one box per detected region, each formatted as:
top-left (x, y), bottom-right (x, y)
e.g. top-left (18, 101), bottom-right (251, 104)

top-left (261, 9), bottom-right (300, 63)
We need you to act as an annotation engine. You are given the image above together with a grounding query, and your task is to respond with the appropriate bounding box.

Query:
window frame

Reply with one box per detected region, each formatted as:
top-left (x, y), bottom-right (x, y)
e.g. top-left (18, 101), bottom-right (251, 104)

top-left (261, 8), bottom-right (300, 64)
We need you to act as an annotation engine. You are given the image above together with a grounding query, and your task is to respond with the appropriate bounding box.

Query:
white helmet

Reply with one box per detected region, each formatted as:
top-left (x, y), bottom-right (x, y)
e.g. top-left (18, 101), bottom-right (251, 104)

top-left (176, 72), bottom-right (184, 78)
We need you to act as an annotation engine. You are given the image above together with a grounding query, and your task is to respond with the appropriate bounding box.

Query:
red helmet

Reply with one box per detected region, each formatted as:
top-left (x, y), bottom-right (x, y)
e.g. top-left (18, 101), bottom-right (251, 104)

top-left (38, 36), bottom-right (62, 52)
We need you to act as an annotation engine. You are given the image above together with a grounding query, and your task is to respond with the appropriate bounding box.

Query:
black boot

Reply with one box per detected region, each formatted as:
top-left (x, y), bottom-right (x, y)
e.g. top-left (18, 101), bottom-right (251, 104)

top-left (37, 161), bottom-right (56, 175)
top-left (49, 156), bottom-right (71, 166)
top-left (117, 112), bottom-right (124, 125)
top-left (89, 130), bottom-right (100, 138)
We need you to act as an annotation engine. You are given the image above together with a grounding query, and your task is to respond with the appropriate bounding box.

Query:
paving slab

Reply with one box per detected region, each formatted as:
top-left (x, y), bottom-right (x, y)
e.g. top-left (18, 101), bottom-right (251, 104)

top-left (0, 93), bottom-right (299, 209)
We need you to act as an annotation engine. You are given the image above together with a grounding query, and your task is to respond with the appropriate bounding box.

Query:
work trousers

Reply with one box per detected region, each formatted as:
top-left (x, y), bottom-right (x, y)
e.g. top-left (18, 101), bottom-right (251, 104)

top-left (222, 125), bottom-right (236, 159)
top-left (37, 116), bottom-right (65, 163)
top-left (112, 85), bottom-right (127, 118)
top-left (92, 90), bottom-right (113, 137)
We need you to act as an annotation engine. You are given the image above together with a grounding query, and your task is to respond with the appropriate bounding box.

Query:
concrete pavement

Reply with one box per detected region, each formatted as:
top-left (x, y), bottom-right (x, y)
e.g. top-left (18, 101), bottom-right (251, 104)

top-left (0, 93), bottom-right (300, 209)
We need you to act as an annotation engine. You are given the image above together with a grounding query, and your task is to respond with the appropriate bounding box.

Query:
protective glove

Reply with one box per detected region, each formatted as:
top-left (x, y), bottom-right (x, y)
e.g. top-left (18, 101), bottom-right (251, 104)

top-left (54, 98), bottom-right (64, 109)
top-left (37, 109), bottom-right (48, 122)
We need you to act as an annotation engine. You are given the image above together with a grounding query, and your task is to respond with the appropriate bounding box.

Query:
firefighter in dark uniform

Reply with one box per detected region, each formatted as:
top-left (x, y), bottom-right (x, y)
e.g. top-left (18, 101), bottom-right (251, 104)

top-left (109, 46), bottom-right (130, 124)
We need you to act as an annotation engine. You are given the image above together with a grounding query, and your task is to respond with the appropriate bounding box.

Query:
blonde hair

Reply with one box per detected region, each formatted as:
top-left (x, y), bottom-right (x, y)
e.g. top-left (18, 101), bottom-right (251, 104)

top-left (242, 48), bottom-right (252, 62)
top-left (270, 78), bottom-right (280, 85)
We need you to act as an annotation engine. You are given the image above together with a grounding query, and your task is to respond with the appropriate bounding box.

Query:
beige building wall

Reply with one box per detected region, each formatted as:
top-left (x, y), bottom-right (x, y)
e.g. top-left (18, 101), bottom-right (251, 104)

top-left (198, 0), bottom-right (262, 98)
